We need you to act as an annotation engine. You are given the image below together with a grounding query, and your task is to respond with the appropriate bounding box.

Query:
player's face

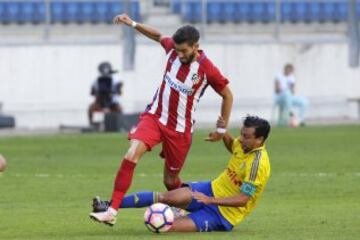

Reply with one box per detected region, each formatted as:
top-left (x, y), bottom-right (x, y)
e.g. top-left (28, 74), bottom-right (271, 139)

top-left (239, 127), bottom-right (263, 153)
top-left (284, 66), bottom-right (294, 75)
top-left (174, 42), bottom-right (199, 64)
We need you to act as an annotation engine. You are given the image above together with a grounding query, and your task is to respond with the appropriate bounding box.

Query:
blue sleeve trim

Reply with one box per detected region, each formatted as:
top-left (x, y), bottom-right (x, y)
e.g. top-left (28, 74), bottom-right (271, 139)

top-left (240, 182), bottom-right (257, 197)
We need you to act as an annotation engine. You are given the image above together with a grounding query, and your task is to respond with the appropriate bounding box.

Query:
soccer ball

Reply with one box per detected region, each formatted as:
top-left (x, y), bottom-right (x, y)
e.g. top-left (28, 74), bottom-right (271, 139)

top-left (144, 203), bottom-right (174, 233)
top-left (0, 154), bottom-right (7, 172)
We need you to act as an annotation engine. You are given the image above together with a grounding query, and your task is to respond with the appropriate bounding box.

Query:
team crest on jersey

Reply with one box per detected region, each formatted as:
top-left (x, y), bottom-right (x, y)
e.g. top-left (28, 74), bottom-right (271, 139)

top-left (191, 73), bottom-right (200, 84)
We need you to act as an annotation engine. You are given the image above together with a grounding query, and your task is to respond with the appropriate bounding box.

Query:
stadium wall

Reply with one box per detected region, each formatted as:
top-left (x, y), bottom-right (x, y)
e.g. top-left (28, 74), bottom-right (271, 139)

top-left (0, 42), bottom-right (359, 128)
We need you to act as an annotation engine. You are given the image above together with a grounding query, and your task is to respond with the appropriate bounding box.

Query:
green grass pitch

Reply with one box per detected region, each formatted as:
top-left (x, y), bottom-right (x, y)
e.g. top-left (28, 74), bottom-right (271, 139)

top-left (0, 125), bottom-right (359, 240)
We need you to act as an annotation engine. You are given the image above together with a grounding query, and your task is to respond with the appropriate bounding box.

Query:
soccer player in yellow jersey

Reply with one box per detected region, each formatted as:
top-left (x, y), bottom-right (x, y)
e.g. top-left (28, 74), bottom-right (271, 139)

top-left (92, 115), bottom-right (271, 232)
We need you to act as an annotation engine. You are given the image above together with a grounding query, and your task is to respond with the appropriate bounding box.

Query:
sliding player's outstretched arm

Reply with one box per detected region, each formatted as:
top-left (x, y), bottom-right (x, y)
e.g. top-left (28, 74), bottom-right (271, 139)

top-left (113, 13), bottom-right (164, 42)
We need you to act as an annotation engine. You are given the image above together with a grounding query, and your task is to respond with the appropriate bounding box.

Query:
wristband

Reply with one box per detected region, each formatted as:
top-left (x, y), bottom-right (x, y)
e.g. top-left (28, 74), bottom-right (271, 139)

top-left (131, 21), bottom-right (137, 28)
top-left (216, 128), bottom-right (226, 134)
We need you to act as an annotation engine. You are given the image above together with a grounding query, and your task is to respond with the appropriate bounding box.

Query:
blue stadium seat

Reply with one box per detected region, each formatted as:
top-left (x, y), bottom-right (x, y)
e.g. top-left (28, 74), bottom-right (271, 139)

top-left (207, 2), bottom-right (221, 22)
top-left (18, 2), bottom-right (36, 23)
top-left (5, 2), bottom-right (21, 24)
top-left (0, 2), bottom-right (5, 23)
top-left (306, 2), bottom-right (320, 22)
top-left (33, 1), bottom-right (46, 23)
top-left (294, 2), bottom-right (307, 22)
top-left (223, 2), bottom-right (236, 22)
top-left (234, 2), bottom-right (251, 22)
top-left (94, 2), bottom-right (109, 23)
top-left (252, 2), bottom-right (266, 22)
top-left (64, 1), bottom-right (81, 23)
top-left (335, 1), bottom-right (348, 21)
top-left (80, 2), bottom-right (96, 23)
top-left (109, 2), bottom-right (123, 23)
top-left (321, 2), bottom-right (335, 22)
top-left (170, 0), bottom-right (181, 14)
top-left (51, 1), bottom-right (66, 23)
top-left (131, 1), bottom-right (141, 21)
top-left (262, 1), bottom-right (276, 22)
top-left (182, 1), bottom-right (201, 23)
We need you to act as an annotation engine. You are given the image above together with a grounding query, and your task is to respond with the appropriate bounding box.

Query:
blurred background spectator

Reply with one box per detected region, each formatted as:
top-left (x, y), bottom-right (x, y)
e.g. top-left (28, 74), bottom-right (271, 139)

top-left (88, 62), bottom-right (123, 127)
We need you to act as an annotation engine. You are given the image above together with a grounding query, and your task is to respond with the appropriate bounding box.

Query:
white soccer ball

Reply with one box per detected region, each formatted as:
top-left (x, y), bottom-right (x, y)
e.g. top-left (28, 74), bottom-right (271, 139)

top-left (144, 203), bottom-right (174, 233)
top-left (0, 154), bottom-right (7, 172)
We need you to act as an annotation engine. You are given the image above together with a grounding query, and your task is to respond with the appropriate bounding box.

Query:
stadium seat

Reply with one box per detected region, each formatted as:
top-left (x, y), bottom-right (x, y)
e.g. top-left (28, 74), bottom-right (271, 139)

top-left (79, 2), bottom-right (96, 23)
top-left (0, 2), bottom-right (6, 23)
top-left (18, 2), bottom-right (35, 23)
top-left (5, 2), bottom-right (21, 24)
top-left (182, 1), bottom-right (202, 23)
top-left (321, 2), bottom-right (335, 22)
top-left (223, 2), bottom-right (236, 22)
top-left (234, 2), bottom-right (250, 22)
top-left (109, 2), bottom-right (123, 23)
top-left (51, 1), bottom-right (65, 23)
top-left (306, 2), bottom-right (321, 22)
top-left (64, 1), bottom-right (81, 23)
top-left (34, 1), bottom-right (46, 24)
top-left (207, 2), bottom-right (221, 22)
top-left (336, 1), bottom-right (348, 21)
top-left (170, 0), bottom-right (181, 14)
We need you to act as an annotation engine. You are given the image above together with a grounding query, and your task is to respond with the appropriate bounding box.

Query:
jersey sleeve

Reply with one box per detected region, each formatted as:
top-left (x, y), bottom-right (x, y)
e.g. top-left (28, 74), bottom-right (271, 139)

top-left (160, 37), bottom-right (175, 54)
top-left (206, 63), bottom-right (229, 94)
top-left (240, 151), bottom-right (265, 197)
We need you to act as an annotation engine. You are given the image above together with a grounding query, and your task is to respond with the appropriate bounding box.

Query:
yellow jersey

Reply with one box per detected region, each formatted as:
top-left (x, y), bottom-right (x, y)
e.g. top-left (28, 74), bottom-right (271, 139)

top-left (211, 138), bottom-right (271, 226)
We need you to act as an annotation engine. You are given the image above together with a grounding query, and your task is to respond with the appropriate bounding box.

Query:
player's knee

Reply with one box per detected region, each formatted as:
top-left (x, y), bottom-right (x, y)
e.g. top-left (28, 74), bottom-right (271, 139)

top-left (124, 141), bottom-right (145, 162)
top-left (158, 192), bottom-right (173, 205)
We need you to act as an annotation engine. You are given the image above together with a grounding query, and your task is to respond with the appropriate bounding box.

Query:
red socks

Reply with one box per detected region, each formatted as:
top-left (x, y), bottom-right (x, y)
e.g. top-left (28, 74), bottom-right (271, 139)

top-left (110, 159), bottom-right (137, 210)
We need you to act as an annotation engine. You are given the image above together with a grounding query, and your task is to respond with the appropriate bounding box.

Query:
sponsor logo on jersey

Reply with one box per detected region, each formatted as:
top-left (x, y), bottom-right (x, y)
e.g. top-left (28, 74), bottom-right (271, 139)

top-left (165, 73), bottom-right (194, 96)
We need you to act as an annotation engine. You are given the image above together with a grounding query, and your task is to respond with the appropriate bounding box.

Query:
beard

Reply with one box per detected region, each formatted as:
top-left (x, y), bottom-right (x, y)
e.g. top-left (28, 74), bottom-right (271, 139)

top-left (179, 52), bottom-right (196, 64)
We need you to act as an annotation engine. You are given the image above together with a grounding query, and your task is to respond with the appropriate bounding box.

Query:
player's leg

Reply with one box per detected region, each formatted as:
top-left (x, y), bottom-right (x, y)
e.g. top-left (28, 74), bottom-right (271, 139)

top-left (118, 186), bottom-right (193, 209)
top-left (90, 114), bottom-right (162, 226)
top-left (160, 129), bottom-right (192, 190)
top-left (90, 139), bottom-right (147, 225)
top-left (169, 216), bottom-right (197, 232)
top-left (170, 207), bottom-right (233, 232)
top-left (169, 182), bottom-right (234, 233)
top-left (93, 185), bottom-right (193, 212)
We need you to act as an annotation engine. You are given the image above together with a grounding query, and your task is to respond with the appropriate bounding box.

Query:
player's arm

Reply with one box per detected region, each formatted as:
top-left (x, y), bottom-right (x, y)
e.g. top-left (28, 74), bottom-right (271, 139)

top-left (214, 116), bottom-right (234, 153)
top-left (193, 191), bottom-right (250, 207)
top-left (222, 132), bottom-right (234, 153)
top-left (113, 13), bottom-right (164, 42)
top-left (205, 86), bottom-right (233, 142)
top-left (218, 86), bottom-right (233, 129)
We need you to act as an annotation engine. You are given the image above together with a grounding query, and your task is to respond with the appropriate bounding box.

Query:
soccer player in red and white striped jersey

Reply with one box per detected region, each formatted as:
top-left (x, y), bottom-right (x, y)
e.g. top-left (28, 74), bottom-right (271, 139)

top-left (90, 13), bottom-right (233, 226)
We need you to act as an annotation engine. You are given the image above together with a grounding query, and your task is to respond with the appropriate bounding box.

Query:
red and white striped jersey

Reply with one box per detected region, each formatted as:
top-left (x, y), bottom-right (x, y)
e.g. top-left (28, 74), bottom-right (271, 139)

top-left (146, 37), bottom-right (229, 133)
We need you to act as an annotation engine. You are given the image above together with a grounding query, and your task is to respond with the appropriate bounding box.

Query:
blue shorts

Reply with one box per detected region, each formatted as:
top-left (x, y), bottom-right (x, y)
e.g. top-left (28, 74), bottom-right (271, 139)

top-left (186, 181), bottom-right (233, 232)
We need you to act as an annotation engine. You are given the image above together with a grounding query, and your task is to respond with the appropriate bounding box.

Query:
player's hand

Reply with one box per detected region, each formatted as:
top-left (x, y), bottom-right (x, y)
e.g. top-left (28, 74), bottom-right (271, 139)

top-left (192, 191), bottom-right (214, 205)
top-left (216, 116), bottom-right (226, 129)
top-left (113, 13), bottom-right (133, 26)
top-left (204, 131), bottom-right (222, 142)
top-left (205, 116), bottom-right (226, 141)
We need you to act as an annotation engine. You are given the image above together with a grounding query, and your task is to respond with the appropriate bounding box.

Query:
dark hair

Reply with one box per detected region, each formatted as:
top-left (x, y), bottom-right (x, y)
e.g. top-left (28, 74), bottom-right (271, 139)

top-left (172, 25), bottom-right (200, 46)
top-left (243, 115), bottom-right (271, 141)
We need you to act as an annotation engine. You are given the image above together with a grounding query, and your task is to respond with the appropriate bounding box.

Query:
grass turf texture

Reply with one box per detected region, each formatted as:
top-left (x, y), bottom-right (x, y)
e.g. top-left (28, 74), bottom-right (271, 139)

top-left (0, 125), bottom-right (359, 240)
